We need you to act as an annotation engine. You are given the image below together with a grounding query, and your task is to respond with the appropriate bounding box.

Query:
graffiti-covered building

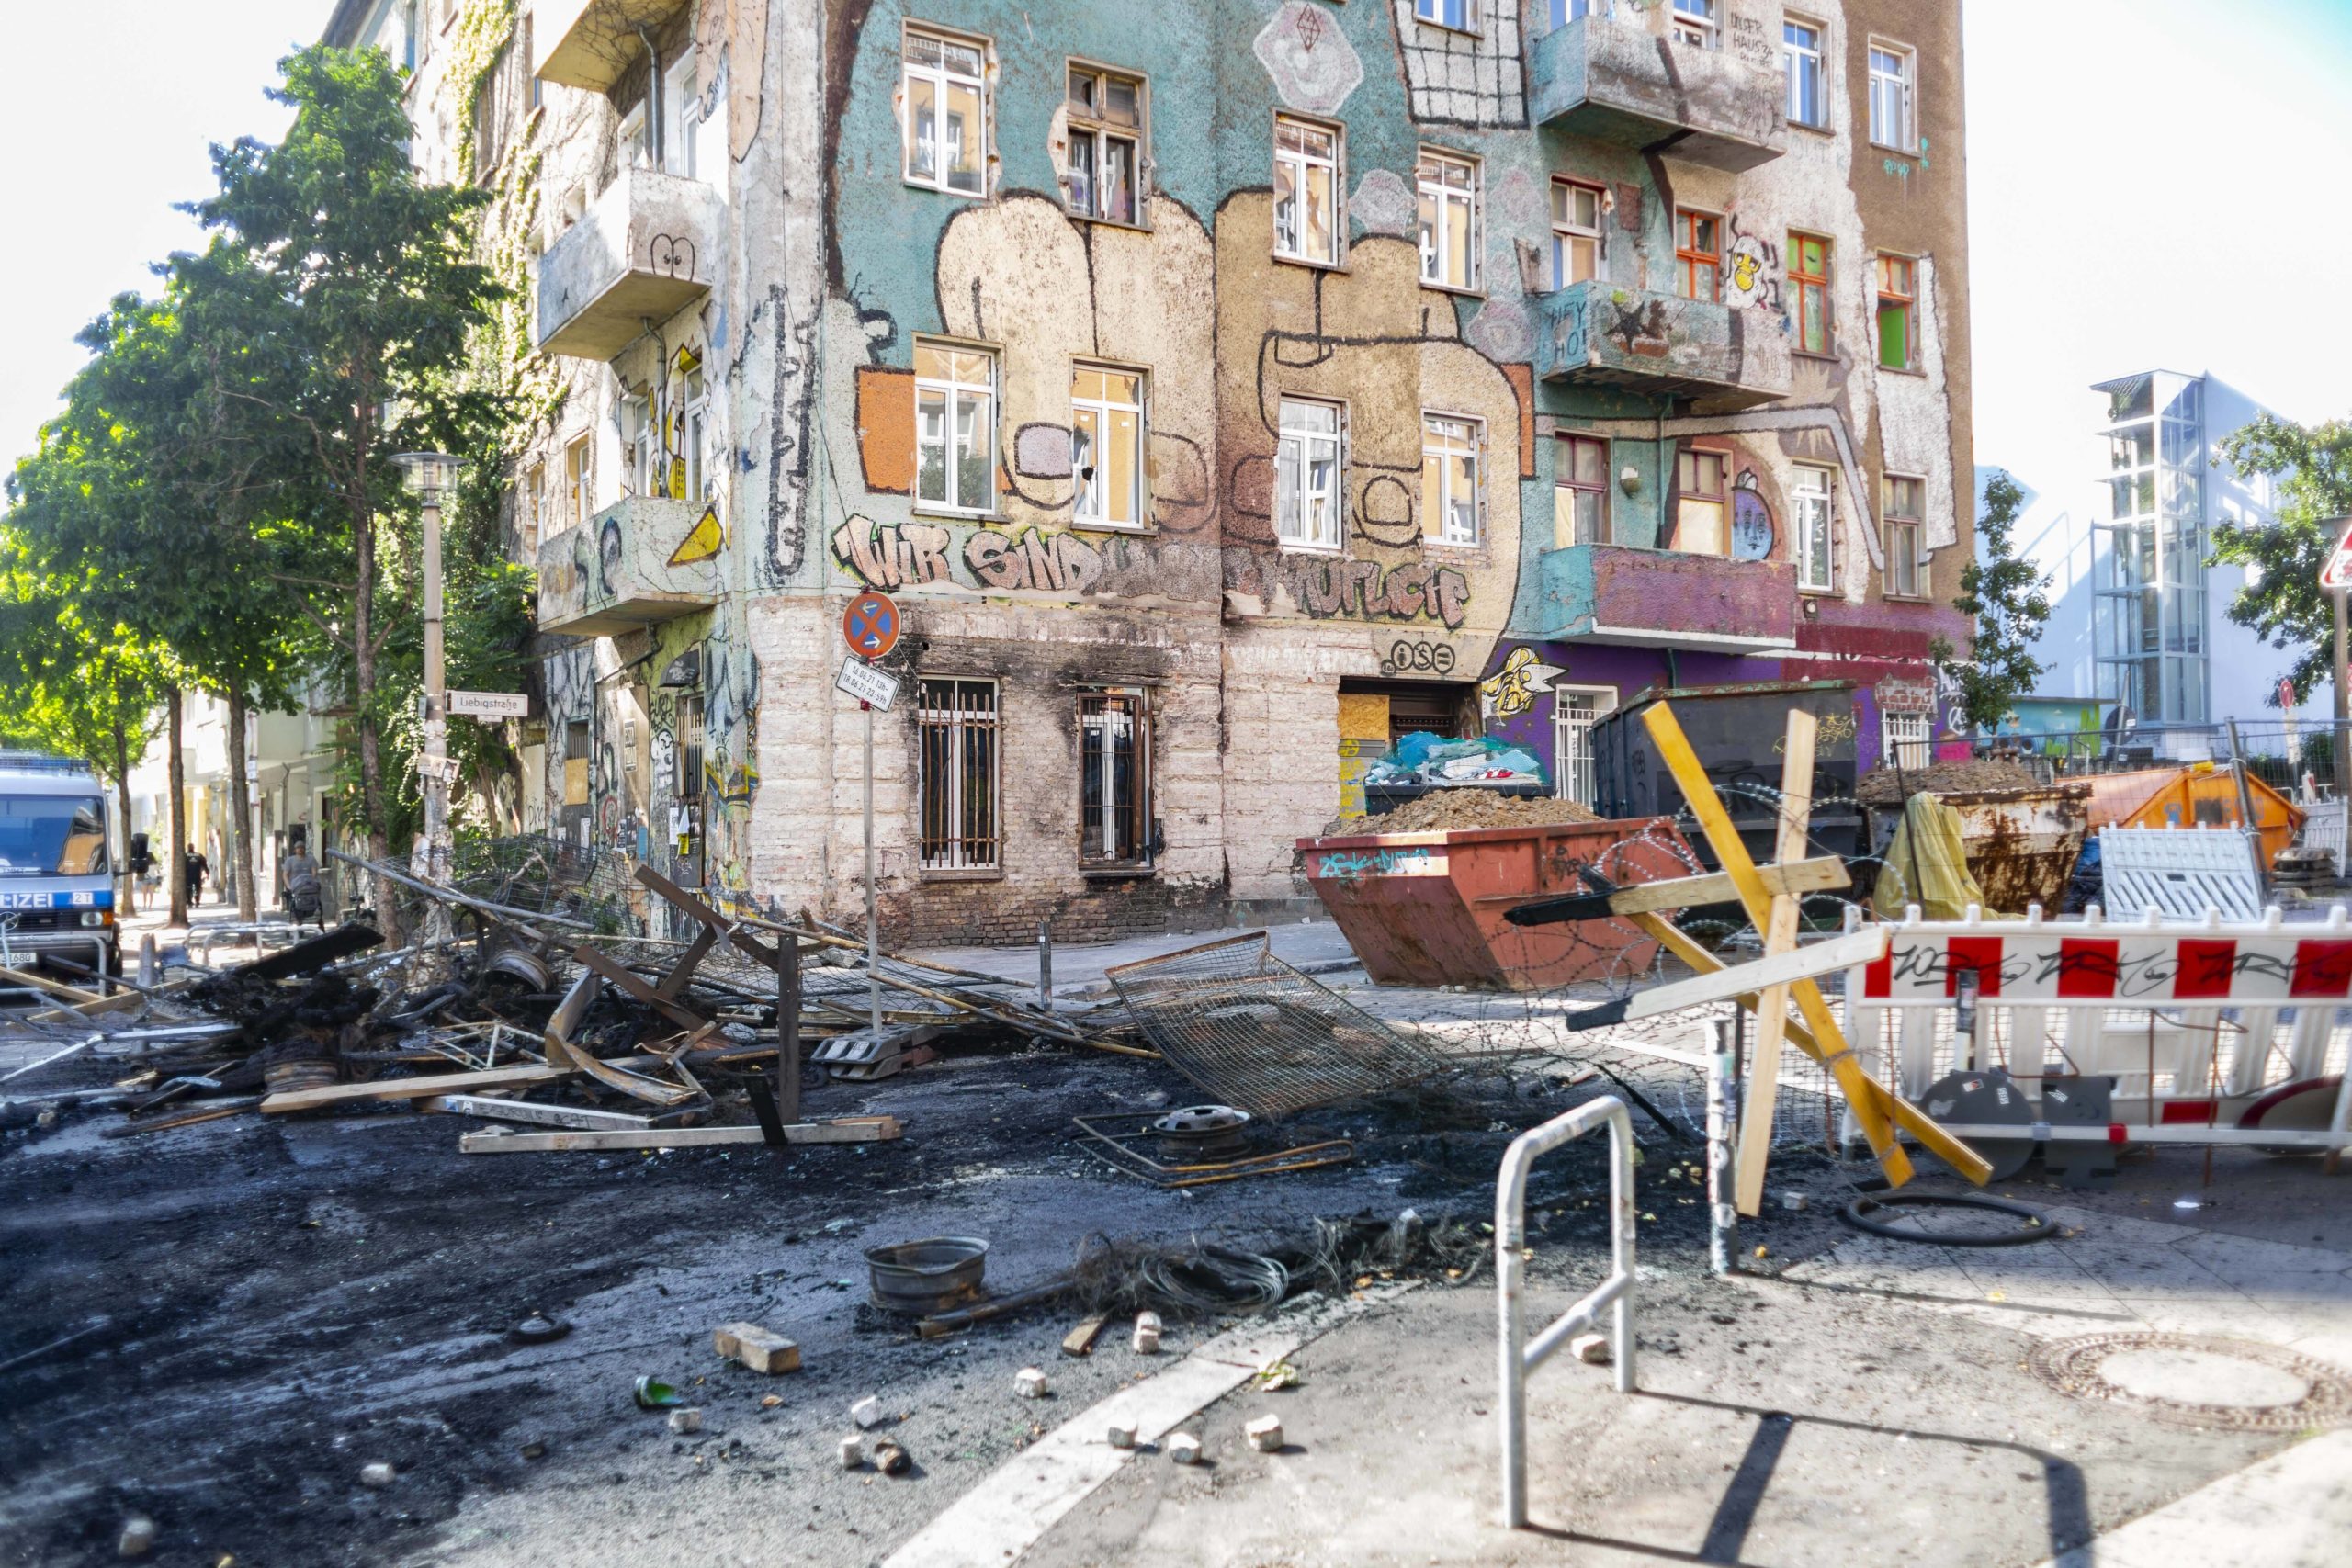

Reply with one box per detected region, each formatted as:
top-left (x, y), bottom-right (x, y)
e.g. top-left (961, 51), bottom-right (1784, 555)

top-left (333, 0), bottom-right (1973, 941)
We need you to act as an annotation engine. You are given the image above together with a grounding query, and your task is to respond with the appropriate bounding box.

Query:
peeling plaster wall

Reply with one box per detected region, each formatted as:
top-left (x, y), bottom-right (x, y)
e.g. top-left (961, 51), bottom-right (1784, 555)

top-left (413, 0), bottom-right (1972, 937)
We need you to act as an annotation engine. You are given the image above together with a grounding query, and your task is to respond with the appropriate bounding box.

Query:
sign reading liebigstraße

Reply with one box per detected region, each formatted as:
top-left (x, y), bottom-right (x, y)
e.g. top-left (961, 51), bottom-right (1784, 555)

top-left (447, 690), bottom-right (530, 719)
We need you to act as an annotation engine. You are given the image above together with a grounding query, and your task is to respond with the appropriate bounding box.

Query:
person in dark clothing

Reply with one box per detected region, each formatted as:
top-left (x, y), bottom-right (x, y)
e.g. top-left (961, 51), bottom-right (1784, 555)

top-left (185, 850), bottom-right (209, 908)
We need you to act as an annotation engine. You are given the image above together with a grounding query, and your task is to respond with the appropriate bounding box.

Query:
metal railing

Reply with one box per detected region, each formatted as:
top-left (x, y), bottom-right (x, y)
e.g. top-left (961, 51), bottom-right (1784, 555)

top-left (1497, 1095), bottom-right (1636, 1530)
top-left (1960, 720), bottom-right (2352, 800)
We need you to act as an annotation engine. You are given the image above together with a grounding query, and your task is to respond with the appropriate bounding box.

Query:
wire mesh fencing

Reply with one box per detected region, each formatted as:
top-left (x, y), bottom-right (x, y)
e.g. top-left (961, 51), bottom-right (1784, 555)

top-left (1107, 931), bottom-right (1448, 1120)
top-left (370, 833), bottom-right (642, 937)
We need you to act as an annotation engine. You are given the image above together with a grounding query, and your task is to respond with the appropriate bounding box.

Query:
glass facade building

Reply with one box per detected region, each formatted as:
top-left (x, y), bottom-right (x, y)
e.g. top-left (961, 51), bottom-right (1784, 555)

top-left (2092, 370), bottom-right (2209, 724)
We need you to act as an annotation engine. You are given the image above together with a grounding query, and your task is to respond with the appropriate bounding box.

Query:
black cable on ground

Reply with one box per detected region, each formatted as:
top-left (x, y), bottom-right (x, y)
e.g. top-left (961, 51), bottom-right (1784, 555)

top-left (1838, 1190), bottom-right (2056, 1247)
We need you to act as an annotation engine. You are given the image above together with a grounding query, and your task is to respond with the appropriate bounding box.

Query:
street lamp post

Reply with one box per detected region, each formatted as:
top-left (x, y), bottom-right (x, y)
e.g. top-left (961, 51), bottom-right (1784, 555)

top-left (395, 452), bottom-right (458, 928)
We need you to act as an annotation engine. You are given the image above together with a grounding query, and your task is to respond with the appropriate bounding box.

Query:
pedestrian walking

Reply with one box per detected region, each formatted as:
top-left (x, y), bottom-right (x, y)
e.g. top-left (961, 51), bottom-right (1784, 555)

top-left (185, 849), bottom-right (209, 908)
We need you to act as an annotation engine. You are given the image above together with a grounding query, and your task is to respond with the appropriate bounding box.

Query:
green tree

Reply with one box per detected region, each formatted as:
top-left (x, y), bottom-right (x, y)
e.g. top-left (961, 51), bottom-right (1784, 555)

top-left (1931, 471), bottom-right (2052, 732)
top-left (178, 43), bottom-right (503, 932)
top-left (2209, 416), bottom-right (2352, 704)
top-left (8, 288), bottom-right (313, 922)
top-left (0, 546), bottom-right (170, 916)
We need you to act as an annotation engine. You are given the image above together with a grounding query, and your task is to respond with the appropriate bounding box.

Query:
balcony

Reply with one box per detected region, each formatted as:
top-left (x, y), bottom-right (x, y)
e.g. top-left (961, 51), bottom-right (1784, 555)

top-left (535, 168), bottom-right (721, 360)
top-left (1534, 544), bottom-right (1797, 653)
top-left (1535, 284), bottom-right (1791, 410)
top-left (537, 497), bottom-right (722, 637)
top-left (532, 0), bottom-right (693, 93)
top-left (1530, 16), bottom-right (1785, 172)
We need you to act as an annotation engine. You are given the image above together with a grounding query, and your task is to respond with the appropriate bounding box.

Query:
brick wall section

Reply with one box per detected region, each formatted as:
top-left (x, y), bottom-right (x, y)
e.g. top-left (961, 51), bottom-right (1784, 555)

top-left (1219, 626), bottom-right (1383, 906)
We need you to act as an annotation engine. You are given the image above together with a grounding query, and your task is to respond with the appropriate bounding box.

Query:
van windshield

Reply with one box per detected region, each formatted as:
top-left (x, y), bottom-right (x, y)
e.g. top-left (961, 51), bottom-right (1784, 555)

top-left (0, 795), bottom-right (109, 877)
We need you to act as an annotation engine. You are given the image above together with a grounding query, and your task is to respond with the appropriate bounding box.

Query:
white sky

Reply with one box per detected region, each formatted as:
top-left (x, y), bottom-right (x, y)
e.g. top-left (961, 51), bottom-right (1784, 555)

top-left (2, 1), bottom-right (2347, 494)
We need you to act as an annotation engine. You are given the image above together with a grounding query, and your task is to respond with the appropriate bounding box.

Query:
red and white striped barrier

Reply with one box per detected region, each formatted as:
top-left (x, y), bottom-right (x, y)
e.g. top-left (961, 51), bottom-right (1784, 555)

top-left (1838, 904), bottom-right (2351, 1157)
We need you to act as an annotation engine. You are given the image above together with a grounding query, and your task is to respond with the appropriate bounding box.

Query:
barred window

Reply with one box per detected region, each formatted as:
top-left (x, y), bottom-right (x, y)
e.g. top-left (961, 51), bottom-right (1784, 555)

top-left (675, 693), bottom-right (705, 799)
top-left (919, 679), bottom-right (1000, 871)
top-left (1080, 690), bottom-right (1151, 867)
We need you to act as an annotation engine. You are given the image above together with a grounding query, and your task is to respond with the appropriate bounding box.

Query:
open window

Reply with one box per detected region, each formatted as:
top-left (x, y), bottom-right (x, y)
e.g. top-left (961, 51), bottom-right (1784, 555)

top-left (1555, 434), bottom-right (1610, 547)
top-left (1065, 63), bottom-right (1144, 225)
top-left (1079, 689), bottom-right (1152, 869)
top-left (1671, 446), bottom-right (1728, 556)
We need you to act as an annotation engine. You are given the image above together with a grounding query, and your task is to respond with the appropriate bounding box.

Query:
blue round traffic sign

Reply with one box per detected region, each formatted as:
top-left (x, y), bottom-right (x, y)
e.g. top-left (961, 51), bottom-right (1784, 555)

top-left (842, 592), bottom-right (901, 658)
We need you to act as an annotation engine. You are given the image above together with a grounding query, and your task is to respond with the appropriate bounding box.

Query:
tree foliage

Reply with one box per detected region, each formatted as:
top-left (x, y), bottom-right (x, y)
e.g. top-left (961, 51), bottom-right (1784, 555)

top-left (1931, 471), bottom-right (2052, 731)
top-left (2209, 415), bottom-right (2352, 705)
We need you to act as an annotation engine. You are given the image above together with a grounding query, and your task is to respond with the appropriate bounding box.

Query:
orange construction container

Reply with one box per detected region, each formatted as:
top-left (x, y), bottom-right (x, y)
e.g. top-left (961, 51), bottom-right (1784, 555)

top-left (2083, 764), bottom-right (2305, 869)
top-left (1296, 817), bottom-right (1699, 991)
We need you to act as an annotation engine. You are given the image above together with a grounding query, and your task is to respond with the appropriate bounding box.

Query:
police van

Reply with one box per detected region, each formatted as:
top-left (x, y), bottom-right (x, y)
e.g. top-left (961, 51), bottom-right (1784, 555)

top-left (0, 752), bottom-right (118, 981)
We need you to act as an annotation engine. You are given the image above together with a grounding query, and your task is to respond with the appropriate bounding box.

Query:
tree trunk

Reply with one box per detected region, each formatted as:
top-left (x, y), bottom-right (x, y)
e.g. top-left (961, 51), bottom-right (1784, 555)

top-left (111, 716), bottom-right (136, 919)
top-left (225, 689), bottom-right (258, 922)
top-left (167, 687), bottom-right (188, 925)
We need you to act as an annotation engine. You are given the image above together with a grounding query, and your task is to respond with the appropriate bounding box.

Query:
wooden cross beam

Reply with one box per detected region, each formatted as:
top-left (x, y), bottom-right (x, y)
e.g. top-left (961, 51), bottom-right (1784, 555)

top-left (1736, 708), bottom-right (1816, 1216)
top-left (1641, 701), bottom-right (1917, 1187)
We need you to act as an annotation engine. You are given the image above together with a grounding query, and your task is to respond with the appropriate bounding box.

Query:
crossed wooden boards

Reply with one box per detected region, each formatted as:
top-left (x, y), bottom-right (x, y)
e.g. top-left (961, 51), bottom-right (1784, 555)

top-left (1549, 702), bottom-right (1989, 1205)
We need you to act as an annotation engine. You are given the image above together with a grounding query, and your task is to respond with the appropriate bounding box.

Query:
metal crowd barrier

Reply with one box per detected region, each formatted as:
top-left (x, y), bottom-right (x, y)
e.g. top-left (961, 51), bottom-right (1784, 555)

top-left (1496, 1094), bottom-right (1637, 1529)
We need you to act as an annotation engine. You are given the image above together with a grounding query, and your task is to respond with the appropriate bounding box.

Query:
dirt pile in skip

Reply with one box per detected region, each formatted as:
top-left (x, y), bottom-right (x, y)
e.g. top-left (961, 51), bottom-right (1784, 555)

top-left (1853, 757), bottom-right (2040, 805)
top-left (1317, 790), bottom-right (1602, 838)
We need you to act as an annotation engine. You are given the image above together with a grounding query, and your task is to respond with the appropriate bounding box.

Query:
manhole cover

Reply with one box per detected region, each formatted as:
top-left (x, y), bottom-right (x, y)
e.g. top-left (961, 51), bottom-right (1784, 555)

top-left (2028, 1333), bottom-right (2352, 1431)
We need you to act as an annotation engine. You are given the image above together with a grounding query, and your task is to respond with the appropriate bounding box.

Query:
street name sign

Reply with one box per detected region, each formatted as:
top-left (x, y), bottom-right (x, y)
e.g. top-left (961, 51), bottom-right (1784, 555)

top-left (448, 690), bottom-right (530, 720)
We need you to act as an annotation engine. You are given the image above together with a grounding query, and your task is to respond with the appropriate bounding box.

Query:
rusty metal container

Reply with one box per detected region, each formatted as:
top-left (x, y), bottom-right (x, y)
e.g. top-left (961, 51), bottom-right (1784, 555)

top-left (2084, 764), bottom-right (2305, 870)
top-left (1296, 818), bottom-right (1699, 990)
top-left (1936, 785), bottom-right (2089, 913)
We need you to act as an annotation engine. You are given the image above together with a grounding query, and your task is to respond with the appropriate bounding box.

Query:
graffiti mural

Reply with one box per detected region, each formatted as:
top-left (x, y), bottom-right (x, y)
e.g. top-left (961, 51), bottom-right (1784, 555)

top-left (1480, 647), bottom-right (1565, 721)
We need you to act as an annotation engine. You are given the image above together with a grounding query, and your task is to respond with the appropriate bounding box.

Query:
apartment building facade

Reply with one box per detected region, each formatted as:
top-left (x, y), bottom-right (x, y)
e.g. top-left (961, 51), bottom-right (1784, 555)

top-left (329, 0), bottom-right (1973, 941)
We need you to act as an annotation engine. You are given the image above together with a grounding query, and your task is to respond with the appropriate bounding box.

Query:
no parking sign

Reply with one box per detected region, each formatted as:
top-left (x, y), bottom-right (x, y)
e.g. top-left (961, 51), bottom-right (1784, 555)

top-left (842, 592), bottom-right (901, 659)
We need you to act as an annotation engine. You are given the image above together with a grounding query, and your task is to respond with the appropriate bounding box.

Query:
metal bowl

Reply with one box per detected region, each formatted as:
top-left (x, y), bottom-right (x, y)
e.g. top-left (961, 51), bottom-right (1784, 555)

top-left (864, 1235), bottom-right (990, 1315)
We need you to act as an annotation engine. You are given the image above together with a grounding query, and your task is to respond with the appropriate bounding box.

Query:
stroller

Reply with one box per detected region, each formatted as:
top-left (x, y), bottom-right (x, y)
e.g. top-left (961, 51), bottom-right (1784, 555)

top-left (283, 855), bottom-right (326, 932)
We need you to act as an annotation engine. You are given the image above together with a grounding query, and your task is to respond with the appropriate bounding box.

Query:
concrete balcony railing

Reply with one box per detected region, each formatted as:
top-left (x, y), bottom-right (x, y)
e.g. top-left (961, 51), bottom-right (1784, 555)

top-left (1533, 544), bottom-right (1797, 653)
top-left (1530, 15), bottom-right (1785, 172)
top-left (537, 496), bottom-right (721, 637)
top-left (535, 167), bottom-right (721, 361)
top-left (532, 0), bottom-right (693, 93)
top-left (1534, 283), bottom-right (1792, 410)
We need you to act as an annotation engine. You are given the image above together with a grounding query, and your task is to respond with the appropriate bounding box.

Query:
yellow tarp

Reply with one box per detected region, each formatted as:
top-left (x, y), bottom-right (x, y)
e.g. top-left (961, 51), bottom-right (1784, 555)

top-left (1874, 792), bottom-right (2003, 919)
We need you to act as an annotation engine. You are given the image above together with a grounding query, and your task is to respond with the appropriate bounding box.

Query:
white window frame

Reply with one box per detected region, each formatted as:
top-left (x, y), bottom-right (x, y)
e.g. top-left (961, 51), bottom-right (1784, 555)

top-left (1275, 396), bottom-right (1345, 551)
top-left (902, 25), bottom-right (989, 197)
top-left (1671, 0), bottom-right (1718, 48)
top-left (617, 102), bottom-right (650, 170)
top-left (1421, 412), bottom-right (1484, 547)
top-left (1414, 0), bottom-right (1476, 34)
top-left (1417, 147), bottom-right (1480, 291)
top-left (1883, 709), bottom-right (1931, 770)
top-left (661, 52), bottom-right (697, 177)
top-left (913, 340), bottom-right (999, 516)
top-left (1792, 464), bottom-right (1835, 592)
top-left (1883, 472), bottom-right (1928, 597)
top-left (1784, 16), bottom-right (1826, 129)
top-left (1272, 114), bottom-right (1343, 267)
top-left (564, 434), bottom-right (592, 529)
top-left (1868, 40), bottom-right (1916, 152)
top-left (1550, 177), bottom-right (1603, 291)
top-left (621, 393), bottom-right (654, 497)
top-left (1550, 0), bottom-right (1611, 20)
top-left (1553, 685), bottom-right (1619, 809)
top-left (683, 366), bottom-right (710, 502)
top-left (1071, 364), bottom-right (1147, 531)
top-left (522, 462), bottom-right (545, 551)
top-left (1064, 62), bottom-right (1146, 227)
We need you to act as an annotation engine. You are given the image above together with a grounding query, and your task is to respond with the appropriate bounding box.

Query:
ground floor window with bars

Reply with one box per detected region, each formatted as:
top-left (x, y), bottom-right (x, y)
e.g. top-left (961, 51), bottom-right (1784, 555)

top-left (1883, 710), bottom-right (1932, 770)
top-left (919, 679), bottom-right (1000, 871)
top-left (1080, 689), bottom-right (1152, 868)
top-left (1553, 686), bottom-right (1615, 808)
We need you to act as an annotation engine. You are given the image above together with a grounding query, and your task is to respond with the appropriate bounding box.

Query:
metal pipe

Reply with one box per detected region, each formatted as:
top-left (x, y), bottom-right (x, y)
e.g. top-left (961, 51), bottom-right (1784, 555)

top-left (1036, 918), bottom-right (1054, 1009)
top-left (865, 702), bottom-right (878, 1039)
top-left (1707, 1017), bottom-right (1739, 1277)
top-left (1497, 1094), bottom-right (1636, 1529)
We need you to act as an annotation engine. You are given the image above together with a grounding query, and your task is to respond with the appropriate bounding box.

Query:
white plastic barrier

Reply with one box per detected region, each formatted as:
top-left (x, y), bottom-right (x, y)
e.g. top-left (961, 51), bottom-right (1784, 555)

top-left (1496, 1096), bottom-right (1635, 1530)
top-left (2100, 827), bottom-right (2265, 920)
top-left (1838, 903), bottom-right (2352, 1157)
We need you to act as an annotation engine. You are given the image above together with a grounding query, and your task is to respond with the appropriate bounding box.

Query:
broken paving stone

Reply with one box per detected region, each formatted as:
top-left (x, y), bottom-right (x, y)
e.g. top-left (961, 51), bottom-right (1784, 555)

top-left (838, 1436), bottom-right (865, 1469)
top-left (1014, 1367), bottom-right (1049, 1399)
top-left (1132, 1311), bottom-right (1162, 1355)
top-left (1569, 1334), bottom-right (1610, 1366)
top-left (359, 1462), bottom-right (397, 1489)
top-left (1245, 1415), bottom-right (1284, 1452)
top-left (1106, 1422), bottom-right (1137, 1450)
top-left (714, 1323), bottom-right (801, 1375)
top-left (1779, 1191), bottom-right (1811, 1213)
top-left (850, 1396), bottom-right (888, 1429)
top-left (668, 1408), bottom-right (703, 1435)
top-left (118, 1517), bottom-right (156, 1558)
top-left (1166, 1432), bottom-right (1203, 1465)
